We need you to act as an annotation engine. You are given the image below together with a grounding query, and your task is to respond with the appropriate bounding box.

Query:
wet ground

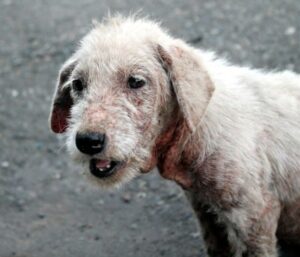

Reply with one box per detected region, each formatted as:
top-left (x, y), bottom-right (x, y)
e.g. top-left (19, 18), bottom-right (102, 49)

top-left (0, 0), bottom-right (300, 256)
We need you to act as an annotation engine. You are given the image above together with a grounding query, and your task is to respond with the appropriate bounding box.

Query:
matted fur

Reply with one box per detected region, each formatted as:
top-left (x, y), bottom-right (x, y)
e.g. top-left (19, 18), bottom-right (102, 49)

top-left (49, 15), bottom-right (300, 257)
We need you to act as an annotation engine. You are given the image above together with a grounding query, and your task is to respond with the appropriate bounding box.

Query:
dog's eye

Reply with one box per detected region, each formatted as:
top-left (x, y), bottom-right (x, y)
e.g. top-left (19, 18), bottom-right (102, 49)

top-left (72, 79), bottom-right (84, 92)
top-left (128, 76), bottom-right (146, 89)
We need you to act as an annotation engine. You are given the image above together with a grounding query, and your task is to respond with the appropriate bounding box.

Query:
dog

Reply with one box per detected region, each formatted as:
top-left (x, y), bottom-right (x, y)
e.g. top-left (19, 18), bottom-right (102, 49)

top-left (49, 15), bottom-right (300, 257)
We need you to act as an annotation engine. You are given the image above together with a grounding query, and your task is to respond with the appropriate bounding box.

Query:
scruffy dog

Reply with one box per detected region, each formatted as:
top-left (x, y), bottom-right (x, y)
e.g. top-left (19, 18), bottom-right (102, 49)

top-left (49, 16), bottom-right (300, 257)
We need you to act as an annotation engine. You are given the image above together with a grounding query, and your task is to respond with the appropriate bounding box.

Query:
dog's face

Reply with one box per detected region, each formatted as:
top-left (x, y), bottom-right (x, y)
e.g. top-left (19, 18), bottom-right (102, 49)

top-left (49, 17), bottom-right (214, 188)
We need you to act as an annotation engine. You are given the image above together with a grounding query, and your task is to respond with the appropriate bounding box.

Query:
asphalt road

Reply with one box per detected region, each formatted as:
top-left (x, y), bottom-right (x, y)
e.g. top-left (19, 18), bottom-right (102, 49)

top-left (0, 0), bottom-right (300, 256)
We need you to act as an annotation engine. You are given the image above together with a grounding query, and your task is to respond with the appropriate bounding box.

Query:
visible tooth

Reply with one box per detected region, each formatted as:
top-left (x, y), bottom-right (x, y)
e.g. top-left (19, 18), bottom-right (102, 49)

top-left (106, 165), bottom-right (110, 168)
top-left (99, 168), bottom-right (104, 171)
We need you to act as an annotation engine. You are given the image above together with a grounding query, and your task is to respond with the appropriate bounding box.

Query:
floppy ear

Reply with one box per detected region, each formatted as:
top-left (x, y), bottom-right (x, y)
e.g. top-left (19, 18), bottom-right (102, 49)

top-left (157, 42), bottom-right (214, 133)
top-left (49, 57), bottom-right (77, 133)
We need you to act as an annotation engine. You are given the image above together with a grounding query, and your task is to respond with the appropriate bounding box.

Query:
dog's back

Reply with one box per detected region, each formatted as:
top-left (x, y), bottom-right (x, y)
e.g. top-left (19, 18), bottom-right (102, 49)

top-left (201, 54), bottom-right (300, 203)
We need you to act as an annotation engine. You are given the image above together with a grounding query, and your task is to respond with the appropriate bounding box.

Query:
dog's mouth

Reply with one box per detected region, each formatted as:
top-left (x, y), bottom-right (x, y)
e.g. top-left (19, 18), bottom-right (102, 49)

top-left (89, 159), bottom-right (121, 178)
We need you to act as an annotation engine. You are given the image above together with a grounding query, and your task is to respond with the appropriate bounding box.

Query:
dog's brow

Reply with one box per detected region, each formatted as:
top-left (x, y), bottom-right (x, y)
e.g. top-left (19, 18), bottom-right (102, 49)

top-left (116, 65), bottom-right (152, 80)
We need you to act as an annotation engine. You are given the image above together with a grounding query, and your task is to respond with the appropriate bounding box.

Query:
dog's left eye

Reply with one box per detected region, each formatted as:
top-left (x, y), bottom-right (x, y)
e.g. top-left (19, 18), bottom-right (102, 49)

top-left (128, 76), bottom-right (146, 89)
top-left (72, 79), bottom-right (84, 92)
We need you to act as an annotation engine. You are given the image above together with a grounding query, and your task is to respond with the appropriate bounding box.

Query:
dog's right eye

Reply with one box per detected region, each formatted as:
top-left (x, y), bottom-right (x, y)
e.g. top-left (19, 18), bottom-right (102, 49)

top-left (72, 79), bottom-right (84, 92)
top-left (128, 76), bottom-right (146, 89)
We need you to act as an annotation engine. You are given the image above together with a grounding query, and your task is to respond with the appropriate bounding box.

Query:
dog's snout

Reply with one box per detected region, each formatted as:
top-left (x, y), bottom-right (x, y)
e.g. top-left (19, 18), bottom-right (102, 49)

top-left (75, 132), bottom-right (106, 155)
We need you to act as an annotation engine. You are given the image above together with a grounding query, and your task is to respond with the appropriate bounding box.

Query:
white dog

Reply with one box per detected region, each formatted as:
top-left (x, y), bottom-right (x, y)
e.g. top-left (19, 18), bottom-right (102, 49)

top-left (49, 15), bottom-right (300, 257)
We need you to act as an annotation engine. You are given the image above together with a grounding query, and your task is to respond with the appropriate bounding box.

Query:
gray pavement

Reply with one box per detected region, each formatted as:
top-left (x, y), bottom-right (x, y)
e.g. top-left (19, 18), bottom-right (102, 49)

top-left (0, 0), bottom-right (300, 256)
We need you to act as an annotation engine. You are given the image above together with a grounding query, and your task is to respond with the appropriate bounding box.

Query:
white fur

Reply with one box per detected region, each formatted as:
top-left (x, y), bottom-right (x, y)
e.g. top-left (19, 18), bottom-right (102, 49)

top-left (50, 15), bottom-right (300, 256)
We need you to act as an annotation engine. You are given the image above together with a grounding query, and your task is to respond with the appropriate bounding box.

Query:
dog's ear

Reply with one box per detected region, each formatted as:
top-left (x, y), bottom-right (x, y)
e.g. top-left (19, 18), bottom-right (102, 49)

top-left (157, 42), bottom-right (214, 133)
top-left (49, 57), bottom-right (77, 133)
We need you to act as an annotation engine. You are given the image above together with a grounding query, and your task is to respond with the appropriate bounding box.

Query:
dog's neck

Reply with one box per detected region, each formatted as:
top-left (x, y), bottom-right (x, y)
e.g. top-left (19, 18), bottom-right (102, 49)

top-left (155, 112), bottom-right (202, 189)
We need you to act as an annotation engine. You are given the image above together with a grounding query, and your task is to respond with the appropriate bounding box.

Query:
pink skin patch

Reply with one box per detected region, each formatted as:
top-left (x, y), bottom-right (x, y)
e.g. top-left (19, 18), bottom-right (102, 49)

top-left (50, 107), bottom-right (69, 133)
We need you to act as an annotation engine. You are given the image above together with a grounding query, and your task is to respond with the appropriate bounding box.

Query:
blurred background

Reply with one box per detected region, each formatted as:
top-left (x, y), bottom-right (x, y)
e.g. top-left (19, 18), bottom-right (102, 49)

top-left (0, 0), bottom-right (300, 256)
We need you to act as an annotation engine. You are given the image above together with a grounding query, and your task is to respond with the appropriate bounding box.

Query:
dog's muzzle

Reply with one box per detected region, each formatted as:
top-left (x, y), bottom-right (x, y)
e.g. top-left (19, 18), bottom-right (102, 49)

top-left (75, 132), bottom-right (122, 178)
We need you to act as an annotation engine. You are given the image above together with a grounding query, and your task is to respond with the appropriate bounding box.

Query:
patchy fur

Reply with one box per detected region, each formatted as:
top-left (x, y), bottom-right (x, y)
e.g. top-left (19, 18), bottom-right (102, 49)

top-left (49, 15), bottom-right (300, 257)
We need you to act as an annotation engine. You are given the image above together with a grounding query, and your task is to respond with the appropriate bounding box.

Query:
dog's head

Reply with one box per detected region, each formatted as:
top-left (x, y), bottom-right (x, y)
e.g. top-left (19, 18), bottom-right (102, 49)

top-left (49, 16), bottom-right (214, 188)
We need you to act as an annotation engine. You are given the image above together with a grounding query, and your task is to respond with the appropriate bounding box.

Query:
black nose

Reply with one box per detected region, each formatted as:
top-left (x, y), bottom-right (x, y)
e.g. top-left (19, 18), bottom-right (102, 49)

top-left (75, 132), bottom-right (106, 155)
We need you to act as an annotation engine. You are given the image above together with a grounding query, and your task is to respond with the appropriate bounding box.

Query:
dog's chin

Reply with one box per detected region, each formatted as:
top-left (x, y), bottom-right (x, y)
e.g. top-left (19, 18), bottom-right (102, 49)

top-left (81, 159), bottom-right (141, 190)
top-left (67, 148), bottom-right (143, 189)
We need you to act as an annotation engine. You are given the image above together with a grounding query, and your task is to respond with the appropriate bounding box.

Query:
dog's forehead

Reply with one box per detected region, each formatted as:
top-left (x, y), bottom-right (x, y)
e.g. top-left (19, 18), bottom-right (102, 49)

top-left (75, 18), bottom-right (170, 74)
top-left (77, 39), bottom-right (152, 78)
top-left (74, 43), bottom-right (159, 88)
top-left (89, 42), bottom-right (151, 63)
